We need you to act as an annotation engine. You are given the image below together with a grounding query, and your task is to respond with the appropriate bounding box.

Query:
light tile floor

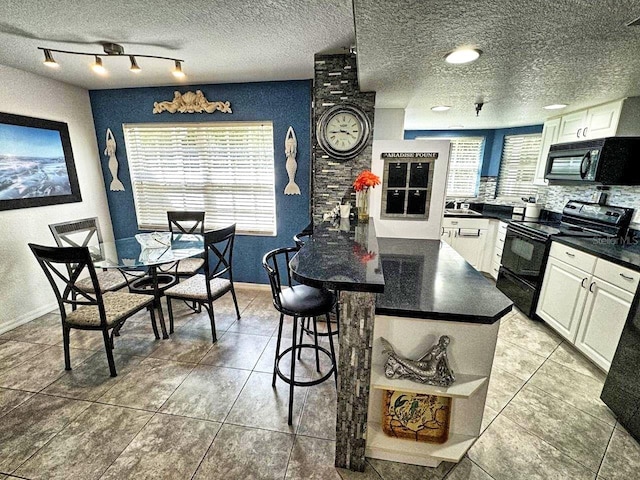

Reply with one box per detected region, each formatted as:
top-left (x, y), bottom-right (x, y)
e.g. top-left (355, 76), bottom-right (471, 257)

top-left (1, 285), bottom-right (639, 479)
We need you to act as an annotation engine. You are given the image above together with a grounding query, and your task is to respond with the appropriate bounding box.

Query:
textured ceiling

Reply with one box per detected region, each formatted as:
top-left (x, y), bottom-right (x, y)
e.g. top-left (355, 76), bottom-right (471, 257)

top-left (5, 0), bottom-right (640, 130)
top-left (0, 0), bottom-right (354, 90)
top-left (354, 0), bottom-right (640, 129)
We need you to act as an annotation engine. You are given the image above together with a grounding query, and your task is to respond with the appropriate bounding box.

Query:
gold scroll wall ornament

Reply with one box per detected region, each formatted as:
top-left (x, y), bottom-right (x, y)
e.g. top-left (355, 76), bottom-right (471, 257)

top-left (152, 90), bottom-right (232, 114)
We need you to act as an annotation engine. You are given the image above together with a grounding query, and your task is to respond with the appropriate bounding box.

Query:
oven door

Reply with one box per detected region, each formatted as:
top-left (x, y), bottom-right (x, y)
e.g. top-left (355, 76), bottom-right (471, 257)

top-left (500, 226), bottom-right (547, 284)
top-left (496, 267), bottom-right (537, 317)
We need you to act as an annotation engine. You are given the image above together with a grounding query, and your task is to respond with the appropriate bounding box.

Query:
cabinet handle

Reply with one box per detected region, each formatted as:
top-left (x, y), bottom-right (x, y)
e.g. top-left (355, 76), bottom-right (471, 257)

top-left (441, 227), bottom-right (445, 235)
top-left (583, 127), bottom-right (588, 137)
top-left (458, 229), bottom-right (481, 237)
top-left (581, 277), bottom-right (587, 288)
top-left (496, 253), bottom-right (501, 257)
top-left (499, 238), bottom-right (504, 242)
top-left (451, 221), bottom-right (458, 225)
top-left (620, 273), bottom-right (634, 281)
top-left (589, 281), bottom-right (596, 293)
top-left (565, 251), bottom-right (575, 257)
top-left (577, 128), bottom-right (582, 138)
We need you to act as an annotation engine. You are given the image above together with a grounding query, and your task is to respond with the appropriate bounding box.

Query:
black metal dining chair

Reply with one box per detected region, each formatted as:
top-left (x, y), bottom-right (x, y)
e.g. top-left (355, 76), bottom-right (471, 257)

top-left (262, 246), bottom-right (338, 425)
top-left (29, 243), bottom-right (159, 377)
top-left (167, 211), bottom-right (206, 278)
top-left (49, 217), bottom-right (142, 294)
top-left (164, 224), bottom-right (241, 341)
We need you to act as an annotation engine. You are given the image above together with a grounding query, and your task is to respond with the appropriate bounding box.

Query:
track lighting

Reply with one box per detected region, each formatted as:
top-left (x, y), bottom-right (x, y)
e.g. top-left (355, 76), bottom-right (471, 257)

top-left (92, 56), bottom-right (106, 74)
top-left (37, 43), bottom-right (185, 78)
top-left (43, 49), bottom-right (59, 68)
top-left (172, 60), bottom-right (185, 78)
top-left (129, 56), bottom-right (141, 73)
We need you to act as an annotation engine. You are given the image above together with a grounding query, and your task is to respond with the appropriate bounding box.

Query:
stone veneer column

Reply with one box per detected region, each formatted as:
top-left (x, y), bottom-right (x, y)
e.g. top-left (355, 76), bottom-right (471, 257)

top-left (335, 290), bottom-right (377, 471)
top-left (312, 54), bottom-right (376, 224)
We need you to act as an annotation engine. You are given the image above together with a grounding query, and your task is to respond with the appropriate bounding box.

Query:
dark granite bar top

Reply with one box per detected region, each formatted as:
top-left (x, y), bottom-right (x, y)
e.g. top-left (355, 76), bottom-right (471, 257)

top-left (376, 238), bottom-right (513, 324)
top-left (551, 236), bottom-right (640, 271)
top-left (290, 221), bottom-right (385, 293)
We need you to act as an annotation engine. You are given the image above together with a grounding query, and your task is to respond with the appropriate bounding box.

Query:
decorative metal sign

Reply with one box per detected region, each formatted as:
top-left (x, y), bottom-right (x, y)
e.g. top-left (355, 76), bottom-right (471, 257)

top-left (152, 90), bottom-right (232, 114)
top-left (381, 336), bottom-right (455, 387)
top-left (381, 152), bottom-right (439, 159)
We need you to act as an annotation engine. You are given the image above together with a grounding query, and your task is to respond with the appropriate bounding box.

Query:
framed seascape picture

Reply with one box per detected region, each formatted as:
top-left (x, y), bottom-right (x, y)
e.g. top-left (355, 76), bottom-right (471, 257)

top-left (0, 112), bottom-right (82, 211)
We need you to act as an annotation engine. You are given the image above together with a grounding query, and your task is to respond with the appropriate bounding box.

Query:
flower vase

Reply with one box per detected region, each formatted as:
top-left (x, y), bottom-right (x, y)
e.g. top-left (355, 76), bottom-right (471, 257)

top-left (356, 188), bottom-right (370, 223)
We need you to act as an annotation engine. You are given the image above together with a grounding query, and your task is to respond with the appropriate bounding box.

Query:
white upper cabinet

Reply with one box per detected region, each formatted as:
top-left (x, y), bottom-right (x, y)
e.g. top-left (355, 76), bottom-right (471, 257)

top-left (555, 99), bottom-right (624, 144)
top-left (583, 100), bottom-right (623, 139)
top-left (533, 118), bottom-right (560, 185)
top-left (556, 110), bottom-right (589, 144)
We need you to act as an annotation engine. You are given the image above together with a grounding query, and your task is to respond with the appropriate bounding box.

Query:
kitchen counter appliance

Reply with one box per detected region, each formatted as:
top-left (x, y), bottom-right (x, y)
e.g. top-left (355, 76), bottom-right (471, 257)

top-left (496, 201), bottom-right (634, 317)
top-left (545, 137), bottom-right (640, 185)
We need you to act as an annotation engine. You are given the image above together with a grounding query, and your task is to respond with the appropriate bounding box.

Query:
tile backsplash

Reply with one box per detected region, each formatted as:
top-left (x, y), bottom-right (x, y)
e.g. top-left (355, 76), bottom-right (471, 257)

top-left (474, 177), bottom-right (640, 226)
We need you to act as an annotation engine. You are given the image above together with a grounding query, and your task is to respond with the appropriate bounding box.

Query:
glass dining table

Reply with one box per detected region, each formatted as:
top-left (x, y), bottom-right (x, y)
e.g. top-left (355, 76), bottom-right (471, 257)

top-left (90, 233), bottom-right (205, 339)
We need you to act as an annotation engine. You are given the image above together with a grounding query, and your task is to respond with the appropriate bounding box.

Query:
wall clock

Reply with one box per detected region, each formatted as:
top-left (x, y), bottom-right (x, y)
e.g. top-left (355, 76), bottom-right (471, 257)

top-left (316, 104), bottom-right (371, 160)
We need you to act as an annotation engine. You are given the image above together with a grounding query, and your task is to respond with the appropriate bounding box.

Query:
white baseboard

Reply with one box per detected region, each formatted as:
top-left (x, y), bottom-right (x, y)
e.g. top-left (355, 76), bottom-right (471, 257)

top-left (0, 301), bottom-right (58, 335)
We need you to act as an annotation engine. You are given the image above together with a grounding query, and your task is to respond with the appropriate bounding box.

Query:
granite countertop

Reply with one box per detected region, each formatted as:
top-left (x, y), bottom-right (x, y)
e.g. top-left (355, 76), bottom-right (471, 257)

top-left (376, 238), bottom-right (513, 324)
top-left (290, 220), bottom-right (385, 293)
top-left (551, 236), bottom-right (640, 271)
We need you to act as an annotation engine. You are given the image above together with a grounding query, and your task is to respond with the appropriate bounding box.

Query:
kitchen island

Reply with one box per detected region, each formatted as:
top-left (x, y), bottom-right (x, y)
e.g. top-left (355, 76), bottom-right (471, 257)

top-left (290, 221), bottom-right (512, 471)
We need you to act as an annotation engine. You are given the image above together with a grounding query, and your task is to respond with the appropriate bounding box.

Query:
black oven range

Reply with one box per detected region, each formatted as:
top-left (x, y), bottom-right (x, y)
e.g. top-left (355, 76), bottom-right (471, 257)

top-left (496, 201), bottom-right (634, 318)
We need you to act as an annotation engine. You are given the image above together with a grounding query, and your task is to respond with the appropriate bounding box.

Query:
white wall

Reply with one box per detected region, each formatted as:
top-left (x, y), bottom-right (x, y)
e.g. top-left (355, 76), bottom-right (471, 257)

top-left (370, 139), bottom-right (450, 239)
top-left (0, 64), bottom-right (111, 333)
top-left (373, 108), bottom-right (405, 141)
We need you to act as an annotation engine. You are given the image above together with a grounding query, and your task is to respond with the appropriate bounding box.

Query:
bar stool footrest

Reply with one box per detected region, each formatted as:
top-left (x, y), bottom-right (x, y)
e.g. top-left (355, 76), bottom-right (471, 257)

top-left (275, 344), bottom-right (336, 387)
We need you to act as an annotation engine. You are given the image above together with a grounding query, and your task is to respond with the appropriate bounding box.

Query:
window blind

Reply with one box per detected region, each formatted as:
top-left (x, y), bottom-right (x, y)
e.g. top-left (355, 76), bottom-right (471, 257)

top-left (497, 133), bottom-right (542, 199)
top-left (123, 122), bottom-right (276, 235)
top-left (445, 137), bottom-right (484, 197)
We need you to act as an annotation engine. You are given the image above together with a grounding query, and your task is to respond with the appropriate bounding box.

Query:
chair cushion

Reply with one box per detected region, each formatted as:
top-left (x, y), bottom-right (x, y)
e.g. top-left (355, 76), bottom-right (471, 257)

top-left (76, 269), bottom-right (143, 294)
top-left (175, 258), bottom-right (205, 275)
top-left (165, 274), bottom-right (231, 301)
top-left (278, 285), bottom-right (335, 317)
top-left (65, 291), bottom-right (152, 328)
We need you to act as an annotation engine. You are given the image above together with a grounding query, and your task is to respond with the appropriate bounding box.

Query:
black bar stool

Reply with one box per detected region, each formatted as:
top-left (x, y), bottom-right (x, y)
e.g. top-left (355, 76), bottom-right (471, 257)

top-left (262, 246), bottom-right (338, 425)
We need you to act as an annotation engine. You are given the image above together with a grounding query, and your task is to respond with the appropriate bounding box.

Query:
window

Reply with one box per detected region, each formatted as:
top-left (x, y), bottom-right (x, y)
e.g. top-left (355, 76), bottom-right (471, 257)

top-left (445, 137), bottom-right (484, 197)
top-left (123, 122), bottom-right (276, 236)
top-left (380, 156), bottom-right (435, 220)
top-left (497, 133), bottom-right (542, 198)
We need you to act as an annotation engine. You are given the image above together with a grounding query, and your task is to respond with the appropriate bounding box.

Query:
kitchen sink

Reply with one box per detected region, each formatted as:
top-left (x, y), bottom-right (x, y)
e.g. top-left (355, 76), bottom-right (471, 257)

top-left (444, 208), bottom-right (482, 216)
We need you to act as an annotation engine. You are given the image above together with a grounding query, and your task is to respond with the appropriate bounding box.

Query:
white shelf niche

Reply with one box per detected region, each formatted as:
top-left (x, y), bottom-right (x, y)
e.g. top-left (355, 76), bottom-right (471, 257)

top-left (366, 422), bottom-right (476, 466)
top-left (370, 364), bottom-right (487, 398)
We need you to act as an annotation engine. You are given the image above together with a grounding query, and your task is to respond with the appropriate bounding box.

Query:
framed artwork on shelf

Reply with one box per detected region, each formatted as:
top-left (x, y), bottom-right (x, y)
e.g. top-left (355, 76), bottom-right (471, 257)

top-left (0, 112), bottom-right (82, 211)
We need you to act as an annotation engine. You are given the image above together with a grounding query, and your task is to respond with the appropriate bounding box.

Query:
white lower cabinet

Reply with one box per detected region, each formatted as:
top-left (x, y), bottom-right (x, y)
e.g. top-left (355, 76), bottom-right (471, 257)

top-left (536, 242), bottom-right (639, 372)
top-left (442, 218), bottom-right (489, 269)
top-left (536, 257), bottom-right (589, 342)
top-left (575, 278), bottom-right (635, 371)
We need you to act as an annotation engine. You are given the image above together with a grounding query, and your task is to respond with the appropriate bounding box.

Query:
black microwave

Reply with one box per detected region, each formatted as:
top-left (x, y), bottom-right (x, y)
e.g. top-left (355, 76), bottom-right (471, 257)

top-left (545, 137), bottom-right (640, 185)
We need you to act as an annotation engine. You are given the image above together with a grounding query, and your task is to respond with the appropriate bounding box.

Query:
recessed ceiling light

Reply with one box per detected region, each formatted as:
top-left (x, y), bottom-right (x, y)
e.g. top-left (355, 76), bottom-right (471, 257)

top-left (448, 125), bottom-right (464, 129)
top-left (543, 103), bottom-right (568, 110)
top-left (431, 105), bottom-right (451, 112)
top-left (444, 48), bottom-right (482, 64)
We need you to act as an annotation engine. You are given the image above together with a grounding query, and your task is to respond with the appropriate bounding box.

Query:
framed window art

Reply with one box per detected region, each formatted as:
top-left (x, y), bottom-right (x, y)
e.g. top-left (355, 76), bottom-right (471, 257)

top-left (0, 112), bottom-right (82, 211)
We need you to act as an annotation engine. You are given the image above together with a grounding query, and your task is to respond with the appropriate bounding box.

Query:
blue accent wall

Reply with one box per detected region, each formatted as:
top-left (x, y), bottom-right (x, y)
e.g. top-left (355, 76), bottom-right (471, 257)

top-left (89, 80), bottom-right (312, 284)
top-left (405, 124), bottom-right (543, 176)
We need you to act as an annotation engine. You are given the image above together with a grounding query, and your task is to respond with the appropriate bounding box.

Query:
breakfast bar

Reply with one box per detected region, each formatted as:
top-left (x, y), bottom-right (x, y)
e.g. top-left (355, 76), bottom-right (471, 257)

top-left (290, 221), bottom-right (512, 471)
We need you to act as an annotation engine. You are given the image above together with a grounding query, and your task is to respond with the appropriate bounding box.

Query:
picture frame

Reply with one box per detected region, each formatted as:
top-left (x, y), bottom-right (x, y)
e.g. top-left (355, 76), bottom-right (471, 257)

top-left (0, 112), bottom-right (82, 211)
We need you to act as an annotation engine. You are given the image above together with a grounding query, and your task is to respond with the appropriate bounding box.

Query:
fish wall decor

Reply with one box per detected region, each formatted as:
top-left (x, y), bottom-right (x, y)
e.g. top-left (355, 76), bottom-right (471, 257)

top-left (104, 128), bottom-right (125, 192)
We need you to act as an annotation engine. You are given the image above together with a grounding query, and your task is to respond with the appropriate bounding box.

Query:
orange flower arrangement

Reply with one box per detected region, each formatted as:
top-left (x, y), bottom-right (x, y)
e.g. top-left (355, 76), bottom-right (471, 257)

top-left (353, 170), bottom-right (381, 192)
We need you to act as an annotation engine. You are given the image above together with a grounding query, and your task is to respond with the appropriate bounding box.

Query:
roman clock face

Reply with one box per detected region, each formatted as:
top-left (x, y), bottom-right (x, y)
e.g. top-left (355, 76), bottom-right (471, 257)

top-left (326, 111), bottom-right (362, 151)
top-left (317, 105), bottom-right (371, 160)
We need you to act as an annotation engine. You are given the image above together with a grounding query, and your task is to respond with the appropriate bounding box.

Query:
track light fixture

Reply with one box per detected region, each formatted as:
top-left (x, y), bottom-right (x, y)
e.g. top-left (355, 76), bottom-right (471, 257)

top-left (129, 56), bottom-right (141, 73)
top-left (172, 60), bottom-right (185, 78)
top-left (43, 49), bottom-right (59, 68)
top-left (37, 43), bottom-right (185, 77)
top-left (92, 56), bottom-right (106, 74)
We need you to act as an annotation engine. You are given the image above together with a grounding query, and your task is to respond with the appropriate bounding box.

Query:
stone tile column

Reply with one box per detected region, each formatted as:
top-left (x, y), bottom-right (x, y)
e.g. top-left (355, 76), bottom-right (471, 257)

top-left (335, 290), bottom-right (377, 471)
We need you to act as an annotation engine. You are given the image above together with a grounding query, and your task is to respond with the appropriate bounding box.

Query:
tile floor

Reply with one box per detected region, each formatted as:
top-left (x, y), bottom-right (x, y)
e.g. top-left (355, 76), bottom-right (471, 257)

top-left (1, 285), bottom-right (639, 479)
